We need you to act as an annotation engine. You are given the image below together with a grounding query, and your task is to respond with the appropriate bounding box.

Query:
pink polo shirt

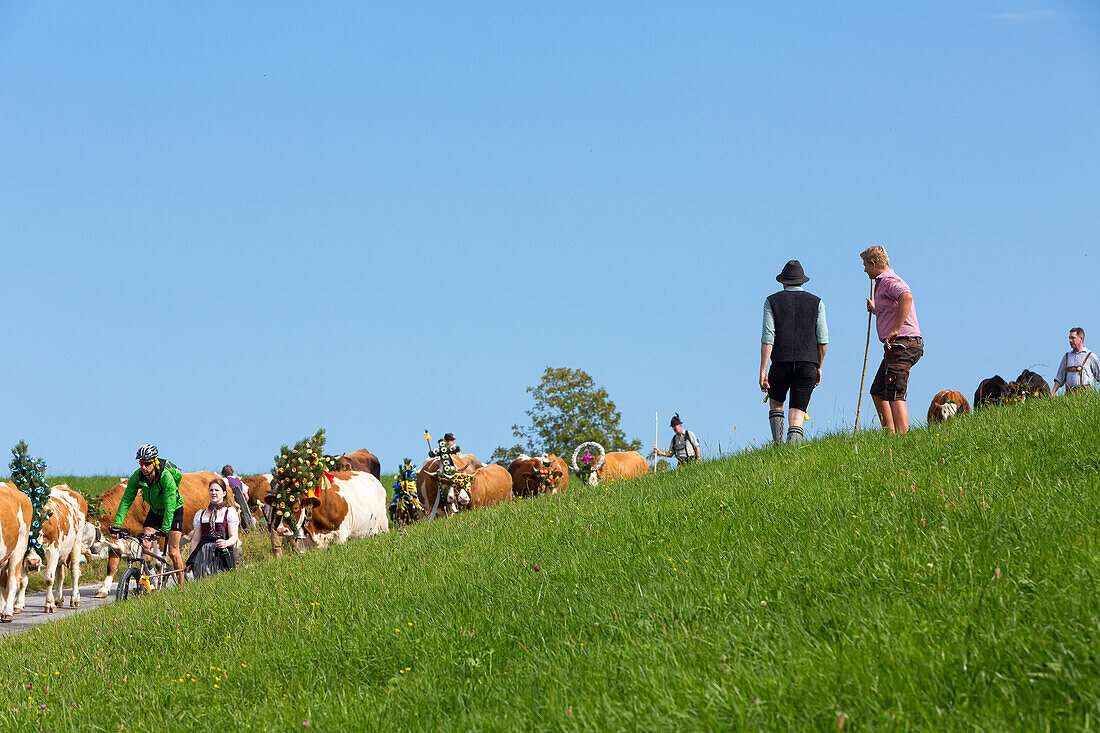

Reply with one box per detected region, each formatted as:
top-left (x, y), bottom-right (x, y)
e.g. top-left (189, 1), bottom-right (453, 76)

top-left (874, 268), bottom-right (921, 341)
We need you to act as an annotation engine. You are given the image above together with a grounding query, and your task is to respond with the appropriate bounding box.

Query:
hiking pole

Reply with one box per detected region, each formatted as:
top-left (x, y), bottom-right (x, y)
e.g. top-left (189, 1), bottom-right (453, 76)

top-left (854, 281), bottom-right (875, 434)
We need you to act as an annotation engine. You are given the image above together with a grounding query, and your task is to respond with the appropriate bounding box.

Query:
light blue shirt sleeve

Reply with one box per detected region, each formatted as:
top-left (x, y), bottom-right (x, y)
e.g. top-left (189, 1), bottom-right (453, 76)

top-left (817, 300), bottom-right (829, 344)
top-left (761, 299), bottom-right (775, 345)
top-left (1056, 353), bottom-right (1068, 385)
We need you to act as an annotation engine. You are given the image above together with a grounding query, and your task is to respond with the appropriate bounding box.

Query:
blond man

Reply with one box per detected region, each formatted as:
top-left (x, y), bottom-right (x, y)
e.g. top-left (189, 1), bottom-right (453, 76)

top-left (861, 245), bottom-right (922, 434)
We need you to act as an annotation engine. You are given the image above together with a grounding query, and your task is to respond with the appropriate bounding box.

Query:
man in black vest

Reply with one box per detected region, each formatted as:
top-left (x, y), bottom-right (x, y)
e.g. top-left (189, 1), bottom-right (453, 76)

top-left (759, 260), bottom-right (829, 444)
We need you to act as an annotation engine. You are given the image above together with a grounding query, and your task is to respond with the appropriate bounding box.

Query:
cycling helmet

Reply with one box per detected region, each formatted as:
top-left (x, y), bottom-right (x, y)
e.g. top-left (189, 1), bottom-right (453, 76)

top-left (136, 444), bottom-right (159, 461)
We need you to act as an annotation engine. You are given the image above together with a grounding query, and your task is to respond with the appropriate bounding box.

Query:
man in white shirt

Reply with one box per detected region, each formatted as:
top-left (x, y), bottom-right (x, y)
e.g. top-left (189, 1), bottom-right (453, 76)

top-left (1053, 327), bottom-right (1100, 393)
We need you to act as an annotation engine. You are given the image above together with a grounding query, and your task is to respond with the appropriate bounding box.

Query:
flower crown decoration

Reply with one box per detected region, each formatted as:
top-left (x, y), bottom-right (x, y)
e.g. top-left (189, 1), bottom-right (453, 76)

top-left (9, 441), bottom-right (53, 552)
top-left (270, 429), bottom-right (335, 533)
top-left (534, 459), bottom-right (554, 492)
top-left (571, 441), bottom-right (605, 482)
top-left (1004, 381), bottom-right (1041, 405)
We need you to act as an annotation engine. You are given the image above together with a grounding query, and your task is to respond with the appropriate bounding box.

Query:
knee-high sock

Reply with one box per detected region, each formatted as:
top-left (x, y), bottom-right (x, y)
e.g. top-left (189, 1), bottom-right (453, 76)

top-left (787, 425), bottom-right (804, 445)
top-left (769, 409), bottom-right (785, 445)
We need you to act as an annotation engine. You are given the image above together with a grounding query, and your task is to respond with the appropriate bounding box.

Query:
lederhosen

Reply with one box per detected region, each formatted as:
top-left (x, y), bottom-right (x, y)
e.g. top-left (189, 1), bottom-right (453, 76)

top-left (1065, 350), bottom-right (1094, 391)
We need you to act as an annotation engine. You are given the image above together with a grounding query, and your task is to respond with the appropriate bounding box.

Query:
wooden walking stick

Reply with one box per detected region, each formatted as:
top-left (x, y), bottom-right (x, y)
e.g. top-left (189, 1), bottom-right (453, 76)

top-left (854, 281), bottom-right (875, 433)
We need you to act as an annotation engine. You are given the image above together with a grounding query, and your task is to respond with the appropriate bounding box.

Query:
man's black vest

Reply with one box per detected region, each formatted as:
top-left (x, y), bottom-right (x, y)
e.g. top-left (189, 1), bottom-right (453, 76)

top-left (767, 290), bottom-right (822, 364)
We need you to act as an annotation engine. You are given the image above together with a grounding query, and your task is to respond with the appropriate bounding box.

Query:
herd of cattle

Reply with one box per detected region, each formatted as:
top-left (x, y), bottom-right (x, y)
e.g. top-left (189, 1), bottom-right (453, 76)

top-left (0, 447), bottom-right (650, 622)
top-left (0, 371), bottom-right (1054, 623)
top-left (925, 368), bottom-right (1053, 422)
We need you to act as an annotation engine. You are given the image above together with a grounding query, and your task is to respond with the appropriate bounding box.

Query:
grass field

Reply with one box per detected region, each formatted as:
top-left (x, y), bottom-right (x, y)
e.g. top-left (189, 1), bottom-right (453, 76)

top-left (1, 392), bottom-right (1098, 730)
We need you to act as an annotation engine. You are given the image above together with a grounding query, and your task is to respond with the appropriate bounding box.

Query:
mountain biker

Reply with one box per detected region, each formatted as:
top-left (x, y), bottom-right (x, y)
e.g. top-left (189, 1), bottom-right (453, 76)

top-left (109, 444), bottom-right (187, 585)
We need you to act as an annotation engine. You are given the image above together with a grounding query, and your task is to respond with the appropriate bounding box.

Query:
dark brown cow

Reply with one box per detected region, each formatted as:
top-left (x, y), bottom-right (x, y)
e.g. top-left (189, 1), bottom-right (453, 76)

top-left (974, 376), bottom-right (1009, 410)
top-left (927, 390), bottom-right (971, 423)
top-left (1013, 369), bottom-right (1051, 398)
top-left (508, 454), bottom-right (569, 498)
top-left (597, 452), bottom-right (649, 482)
top-left (332, 449), bottom-right (381, 479)
top-left (0, 482), bottom-right (31, 622)
top-left (92, 471), bottom-right (236, 598)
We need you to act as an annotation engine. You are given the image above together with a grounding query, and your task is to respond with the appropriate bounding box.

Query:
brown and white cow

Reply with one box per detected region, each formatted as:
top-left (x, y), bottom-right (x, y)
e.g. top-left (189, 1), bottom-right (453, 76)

top-left (332, 449), bottom-right (381, 479)
top-left (596, 451), bottom-right (649, 482)
top-left (417, 454), bottom-right (482, 517)
top-left (927, 390), bottom-right (971, 423)
top-left (508, 454), bottom-right (569, 497)
top-left (0, 482), bottom-right (32, 622)
top-left (91, 470), bottom-right (236, 598)
top-left (418, 462), bottom-right (513, 514)
top-left (18, 485), bottom-right (88, 613)
top-left (264, 470), bottom-right (388, 550)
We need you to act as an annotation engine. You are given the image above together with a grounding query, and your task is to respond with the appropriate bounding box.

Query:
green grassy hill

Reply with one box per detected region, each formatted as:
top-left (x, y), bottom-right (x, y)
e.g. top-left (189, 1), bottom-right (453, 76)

top-left (3, 393), bottom-right (1099, 731)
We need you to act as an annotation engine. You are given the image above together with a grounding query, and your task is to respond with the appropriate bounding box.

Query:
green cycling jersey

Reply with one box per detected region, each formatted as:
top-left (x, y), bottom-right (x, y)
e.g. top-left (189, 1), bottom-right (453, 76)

top-left (113, 459), bottom-right (185, 534)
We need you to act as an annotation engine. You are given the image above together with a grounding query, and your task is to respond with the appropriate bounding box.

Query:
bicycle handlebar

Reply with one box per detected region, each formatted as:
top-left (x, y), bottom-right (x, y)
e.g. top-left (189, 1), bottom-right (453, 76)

top-left (114, 530), bottom-right (170, 562)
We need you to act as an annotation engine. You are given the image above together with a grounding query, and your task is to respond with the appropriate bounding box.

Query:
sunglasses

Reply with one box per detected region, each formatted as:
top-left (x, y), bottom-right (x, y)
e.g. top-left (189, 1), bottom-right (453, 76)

top-left (139, 460), bottom-right (154, 467)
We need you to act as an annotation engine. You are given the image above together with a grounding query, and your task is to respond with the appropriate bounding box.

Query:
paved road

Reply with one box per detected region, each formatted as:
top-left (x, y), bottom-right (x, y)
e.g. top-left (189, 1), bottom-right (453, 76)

top-left (0, 585), bottom-right (113, 638)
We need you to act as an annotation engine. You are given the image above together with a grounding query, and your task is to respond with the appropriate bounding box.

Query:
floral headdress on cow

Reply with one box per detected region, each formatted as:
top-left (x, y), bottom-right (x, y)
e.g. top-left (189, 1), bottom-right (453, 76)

top-left (389, 458), bottom-right (424, 525)
top-left (269, 429), bottom-right (336, 533)
top-left (8, 441), bottom-right (52, 552)
top-left (571, 441), bottom-right (605, 486)
top-left (533, 457), bottom-right (554, 494)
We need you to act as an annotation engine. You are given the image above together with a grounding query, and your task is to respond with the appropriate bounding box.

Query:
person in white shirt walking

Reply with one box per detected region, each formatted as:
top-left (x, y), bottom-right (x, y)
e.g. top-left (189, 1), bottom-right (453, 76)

top-left (1053, 327), bottom-right (1100, 393)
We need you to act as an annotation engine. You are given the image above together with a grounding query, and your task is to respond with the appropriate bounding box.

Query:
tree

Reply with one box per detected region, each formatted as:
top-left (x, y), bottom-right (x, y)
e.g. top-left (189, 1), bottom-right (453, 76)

top-left (491, 367), bottom-right (642, 464)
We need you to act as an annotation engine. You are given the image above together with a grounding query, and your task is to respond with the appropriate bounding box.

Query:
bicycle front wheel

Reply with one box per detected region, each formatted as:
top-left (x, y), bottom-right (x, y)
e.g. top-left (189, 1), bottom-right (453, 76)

top-left (114, 568), bottom-right (146, 602)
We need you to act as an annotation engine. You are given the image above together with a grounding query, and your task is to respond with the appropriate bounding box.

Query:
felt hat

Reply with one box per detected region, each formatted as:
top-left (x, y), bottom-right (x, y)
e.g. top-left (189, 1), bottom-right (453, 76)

top-left (669, 413), bottom-right (682, 428)
top-left (776, 260), bottom-right (810, 285)
top-left (444, 433), bottom-right (455, 441)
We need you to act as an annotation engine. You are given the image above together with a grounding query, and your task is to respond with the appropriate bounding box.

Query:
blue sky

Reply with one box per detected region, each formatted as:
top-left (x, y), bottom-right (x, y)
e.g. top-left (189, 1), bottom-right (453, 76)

top-left (2, 1), bottom-right (1097, 475)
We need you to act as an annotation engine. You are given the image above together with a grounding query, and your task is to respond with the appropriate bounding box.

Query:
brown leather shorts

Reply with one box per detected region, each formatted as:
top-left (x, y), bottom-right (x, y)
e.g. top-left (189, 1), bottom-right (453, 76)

top-left (870, 337), bottom-right (923, 401)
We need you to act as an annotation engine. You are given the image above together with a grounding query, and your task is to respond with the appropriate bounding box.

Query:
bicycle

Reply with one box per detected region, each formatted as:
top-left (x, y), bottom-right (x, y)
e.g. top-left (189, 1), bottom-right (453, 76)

top-left (113, 529), bottom-right (182, 601)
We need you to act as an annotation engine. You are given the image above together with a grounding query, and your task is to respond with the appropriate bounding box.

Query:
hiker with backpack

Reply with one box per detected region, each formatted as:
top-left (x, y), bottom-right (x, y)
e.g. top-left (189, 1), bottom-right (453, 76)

top-left (110, 444), bottom-right (188, 586)
top-left (220, 464), bottom-right (256, 531)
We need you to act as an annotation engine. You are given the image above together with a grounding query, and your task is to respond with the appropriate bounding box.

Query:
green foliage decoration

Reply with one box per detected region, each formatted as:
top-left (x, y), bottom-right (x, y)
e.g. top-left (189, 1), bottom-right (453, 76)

top-left (270, 429), bottom-right (335, 533)
top-left (491, 367), bottom-right (642, 463)
top-left (8, 440), bottom-right (53, 552)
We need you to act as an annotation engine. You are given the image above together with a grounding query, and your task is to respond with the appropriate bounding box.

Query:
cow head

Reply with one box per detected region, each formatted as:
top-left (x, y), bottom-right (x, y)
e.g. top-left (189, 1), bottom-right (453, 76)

top-left (25, 548), bottom-right (42, 572)
top-left (939, 401), bottom-right (959, 421)
top-left (83, 521), bottom-right (107, 558)
top-left (262, 484), bottom-right (311, 551)
top-left (445, 474), bottom-right (472, 514)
